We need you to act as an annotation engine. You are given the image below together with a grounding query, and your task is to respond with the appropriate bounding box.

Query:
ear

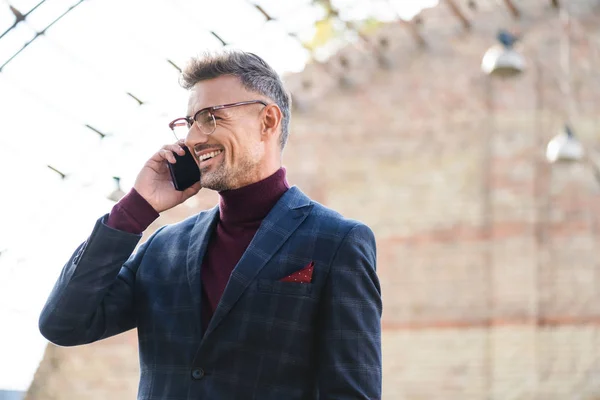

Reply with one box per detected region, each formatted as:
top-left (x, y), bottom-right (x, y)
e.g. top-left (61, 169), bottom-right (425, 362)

top-left (261, 104), bottom-right (282, 142)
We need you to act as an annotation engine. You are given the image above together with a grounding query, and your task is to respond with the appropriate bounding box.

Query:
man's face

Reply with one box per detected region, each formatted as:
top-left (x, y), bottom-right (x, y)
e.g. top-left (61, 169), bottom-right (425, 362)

top-left (185, 76), bottom-right (267, 191)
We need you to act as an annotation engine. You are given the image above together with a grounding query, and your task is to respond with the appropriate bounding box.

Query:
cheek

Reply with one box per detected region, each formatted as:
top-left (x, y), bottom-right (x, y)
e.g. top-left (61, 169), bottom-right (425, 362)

top-left (222, 136), bottom-right (247, 165)
top-left (232, 128), bottom-right (262, 154)
top-left (217, 129), bottom-right (238, 157)
top-left (251, 140), bottom-right (265, 157)
top-left (221, 123), bottom-right (263, 162)
top-left (243, 132), bottom-right (264, 159)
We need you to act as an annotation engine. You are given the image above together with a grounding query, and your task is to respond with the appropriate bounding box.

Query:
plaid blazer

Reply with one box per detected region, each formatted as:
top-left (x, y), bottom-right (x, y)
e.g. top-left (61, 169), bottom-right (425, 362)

top-left (39, 186), bottom-right (382, 399)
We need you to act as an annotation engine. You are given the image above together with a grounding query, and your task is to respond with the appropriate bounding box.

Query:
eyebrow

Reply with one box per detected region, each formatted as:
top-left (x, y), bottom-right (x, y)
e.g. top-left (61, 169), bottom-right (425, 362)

top-left (188, 105), bottom-right (221, 118)
top-left (186, 106), bottom-right (208, 119)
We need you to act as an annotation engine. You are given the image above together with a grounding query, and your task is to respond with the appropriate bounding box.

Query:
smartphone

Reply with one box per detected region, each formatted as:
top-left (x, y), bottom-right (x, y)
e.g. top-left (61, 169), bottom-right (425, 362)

top-left (167, 146), bottom-right (201, 191)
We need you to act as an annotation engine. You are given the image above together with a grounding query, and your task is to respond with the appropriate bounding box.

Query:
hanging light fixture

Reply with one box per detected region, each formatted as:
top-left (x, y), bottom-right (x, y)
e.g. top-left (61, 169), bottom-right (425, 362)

top-left (544, 7), bottom-right (600, 184)
top-left (481, 29), bottom-right (525, 77)
top-left (546, 124), bottom-right (584, 163)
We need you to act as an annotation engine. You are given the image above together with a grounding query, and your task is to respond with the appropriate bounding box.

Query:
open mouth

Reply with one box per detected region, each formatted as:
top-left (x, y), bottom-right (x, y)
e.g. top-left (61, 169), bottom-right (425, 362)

top-left (198, 149), bottom-right (223, 163)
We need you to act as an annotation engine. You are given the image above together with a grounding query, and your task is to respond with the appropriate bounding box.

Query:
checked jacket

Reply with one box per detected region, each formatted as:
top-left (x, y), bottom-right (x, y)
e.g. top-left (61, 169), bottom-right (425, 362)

top-left (39, 186), bottom-right (382, 399)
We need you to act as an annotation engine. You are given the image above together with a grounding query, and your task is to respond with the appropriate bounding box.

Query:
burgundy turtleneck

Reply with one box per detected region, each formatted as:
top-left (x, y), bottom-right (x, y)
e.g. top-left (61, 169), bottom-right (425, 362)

top-left (106, 168), bottom-right (290, 333)
top-left (200, 168), bottom-right (289, 330)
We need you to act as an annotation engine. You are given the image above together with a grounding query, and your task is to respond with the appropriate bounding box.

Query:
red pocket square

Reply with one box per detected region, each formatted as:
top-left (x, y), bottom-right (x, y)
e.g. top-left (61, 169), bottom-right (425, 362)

top-left (280, 262), bottom-right (314, 283)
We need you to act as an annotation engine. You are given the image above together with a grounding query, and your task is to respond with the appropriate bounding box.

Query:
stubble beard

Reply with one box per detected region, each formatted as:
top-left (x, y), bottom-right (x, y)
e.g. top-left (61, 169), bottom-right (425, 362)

top-left (199, 155), bottom-right (256, 192)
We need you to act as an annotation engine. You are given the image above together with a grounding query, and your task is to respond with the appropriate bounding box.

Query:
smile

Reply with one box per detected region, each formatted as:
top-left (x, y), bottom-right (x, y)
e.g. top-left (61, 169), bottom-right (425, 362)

top-left (198, 150), bottom-right (223, 162)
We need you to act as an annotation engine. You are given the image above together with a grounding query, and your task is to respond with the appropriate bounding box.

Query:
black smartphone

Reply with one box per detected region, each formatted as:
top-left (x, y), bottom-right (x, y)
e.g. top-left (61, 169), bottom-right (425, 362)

top-left (167, 146), bottom-right (201, 191)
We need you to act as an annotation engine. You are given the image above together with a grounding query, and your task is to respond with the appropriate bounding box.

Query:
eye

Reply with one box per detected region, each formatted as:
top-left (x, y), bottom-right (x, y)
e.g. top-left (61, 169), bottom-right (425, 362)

top-left (195, 111), bottom-right (213, 124)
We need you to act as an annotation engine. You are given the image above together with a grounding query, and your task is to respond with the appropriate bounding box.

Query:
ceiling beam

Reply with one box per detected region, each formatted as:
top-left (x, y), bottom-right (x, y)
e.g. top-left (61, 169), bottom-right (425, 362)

top-left (444, 0), bottom-right (471, 30)
top-left (502, 0), bottom-right (520, 18)
top-left (251, 3), bottom-right (274, 22)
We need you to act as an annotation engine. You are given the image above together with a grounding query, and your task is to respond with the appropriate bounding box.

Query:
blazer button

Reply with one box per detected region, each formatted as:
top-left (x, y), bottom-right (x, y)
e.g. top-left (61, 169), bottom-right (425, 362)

top-left (191, 368), bottom-right (205, 380)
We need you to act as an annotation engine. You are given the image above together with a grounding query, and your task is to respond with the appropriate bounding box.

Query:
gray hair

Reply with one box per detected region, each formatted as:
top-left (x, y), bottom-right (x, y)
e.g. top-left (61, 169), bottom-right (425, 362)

top-left (180, 50), bottom-right (292, 149)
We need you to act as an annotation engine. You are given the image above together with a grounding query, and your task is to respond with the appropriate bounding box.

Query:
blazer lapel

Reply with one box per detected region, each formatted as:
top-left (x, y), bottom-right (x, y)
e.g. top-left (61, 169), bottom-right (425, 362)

top-left (186, 205), bottom-right (219, 335)
top-left (201, 186), bottom-right (312, 341)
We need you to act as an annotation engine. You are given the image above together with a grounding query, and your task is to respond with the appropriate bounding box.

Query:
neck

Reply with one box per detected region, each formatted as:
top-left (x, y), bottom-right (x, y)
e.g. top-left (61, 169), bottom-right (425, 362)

top-left (236, 164), bottom-right (279, 190)
top-left (218, 167), bottom-right (289, 224)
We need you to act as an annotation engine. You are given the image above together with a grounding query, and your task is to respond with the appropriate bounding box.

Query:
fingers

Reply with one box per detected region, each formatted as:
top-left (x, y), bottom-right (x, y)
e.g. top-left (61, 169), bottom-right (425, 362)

top-left (180, 182), bottom-right (202, 201)
top-left (186, 182), bottom-right (202, 193)
top-left (157, 142), bottom-right (187, 164)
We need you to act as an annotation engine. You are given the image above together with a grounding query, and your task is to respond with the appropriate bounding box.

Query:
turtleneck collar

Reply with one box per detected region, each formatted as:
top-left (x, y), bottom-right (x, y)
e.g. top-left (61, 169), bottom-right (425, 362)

top-left (218, 167), bottom-right (289, 225)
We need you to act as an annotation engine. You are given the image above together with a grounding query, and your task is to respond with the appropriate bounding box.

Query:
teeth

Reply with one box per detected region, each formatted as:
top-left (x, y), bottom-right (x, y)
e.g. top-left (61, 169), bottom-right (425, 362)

top-left (198, 150), bottom-right (222, 161)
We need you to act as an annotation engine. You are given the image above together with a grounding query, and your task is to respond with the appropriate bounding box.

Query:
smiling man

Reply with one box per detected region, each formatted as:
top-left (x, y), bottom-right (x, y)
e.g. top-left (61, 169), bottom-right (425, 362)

top-left (39, 50), bottom-right (382, 400)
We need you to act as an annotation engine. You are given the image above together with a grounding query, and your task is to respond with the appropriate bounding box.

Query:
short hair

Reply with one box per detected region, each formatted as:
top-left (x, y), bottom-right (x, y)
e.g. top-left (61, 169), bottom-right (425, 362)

top-left (180, 50), bottom-right (292, 149)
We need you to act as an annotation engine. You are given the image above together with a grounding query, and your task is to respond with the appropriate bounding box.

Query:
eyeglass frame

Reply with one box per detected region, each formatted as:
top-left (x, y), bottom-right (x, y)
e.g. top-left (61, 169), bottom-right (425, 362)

top-left (168, 100), bottom-right (268, 138)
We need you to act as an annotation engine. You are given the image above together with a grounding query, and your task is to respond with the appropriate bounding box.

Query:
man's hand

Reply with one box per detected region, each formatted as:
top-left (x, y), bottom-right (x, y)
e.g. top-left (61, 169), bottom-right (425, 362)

top-left (133, 142), bottom-right (202, 213)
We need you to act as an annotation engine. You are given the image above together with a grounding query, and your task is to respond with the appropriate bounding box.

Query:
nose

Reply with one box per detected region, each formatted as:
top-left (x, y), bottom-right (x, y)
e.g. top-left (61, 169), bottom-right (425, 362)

top-left (184, 122), bottom-right (209, 150)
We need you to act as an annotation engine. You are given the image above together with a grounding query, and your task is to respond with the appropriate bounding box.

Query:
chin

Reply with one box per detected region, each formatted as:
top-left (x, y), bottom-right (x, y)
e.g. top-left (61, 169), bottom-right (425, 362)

top-left (200, 171), bottom-right (232, 192)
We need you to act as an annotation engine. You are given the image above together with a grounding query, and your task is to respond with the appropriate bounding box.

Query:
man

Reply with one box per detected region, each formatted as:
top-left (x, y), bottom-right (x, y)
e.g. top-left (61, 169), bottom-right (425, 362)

top-left (39, 50), bottom-right (382, 399)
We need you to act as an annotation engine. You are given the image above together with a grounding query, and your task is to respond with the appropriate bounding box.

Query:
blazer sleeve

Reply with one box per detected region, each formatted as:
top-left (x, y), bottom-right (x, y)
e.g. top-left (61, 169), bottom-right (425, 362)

top-left (39, 214), bottom-right (163, 346)
top-left (316, 223), bottom-right (383, 399)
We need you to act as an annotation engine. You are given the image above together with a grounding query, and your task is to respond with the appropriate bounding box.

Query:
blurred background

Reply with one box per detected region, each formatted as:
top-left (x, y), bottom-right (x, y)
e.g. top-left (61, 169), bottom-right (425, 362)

top-left (1, 0), bottom-right (600, 399)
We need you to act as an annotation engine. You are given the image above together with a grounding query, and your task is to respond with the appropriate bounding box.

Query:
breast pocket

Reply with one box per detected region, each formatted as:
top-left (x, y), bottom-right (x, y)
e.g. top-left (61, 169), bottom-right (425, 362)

top-left (250, 279), bottom-right (318, 335)
top-left (257, 279), bottom-right (313, 297)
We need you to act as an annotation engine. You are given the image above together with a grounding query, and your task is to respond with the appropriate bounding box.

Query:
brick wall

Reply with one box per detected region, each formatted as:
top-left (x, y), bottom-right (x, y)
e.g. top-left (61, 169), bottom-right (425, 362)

top-left (28, 1), bottom-right (600, 398)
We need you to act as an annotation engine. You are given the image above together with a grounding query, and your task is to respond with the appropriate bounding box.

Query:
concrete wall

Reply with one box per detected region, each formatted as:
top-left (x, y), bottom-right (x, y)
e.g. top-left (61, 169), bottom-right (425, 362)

top-left (28, 0), bottom-right (600, 398)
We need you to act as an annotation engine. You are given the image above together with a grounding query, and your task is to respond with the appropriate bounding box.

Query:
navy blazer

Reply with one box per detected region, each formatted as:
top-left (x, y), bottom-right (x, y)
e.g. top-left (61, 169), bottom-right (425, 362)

top-left (39, 186), bottom-right (382, 399)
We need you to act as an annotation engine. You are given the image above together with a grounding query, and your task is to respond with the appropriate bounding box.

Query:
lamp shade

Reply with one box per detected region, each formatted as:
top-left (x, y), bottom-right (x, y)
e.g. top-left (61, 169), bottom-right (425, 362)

top-left (481, 45), bottom-right (525, 77)
top-left (546, 125), bottom-right (584, 163)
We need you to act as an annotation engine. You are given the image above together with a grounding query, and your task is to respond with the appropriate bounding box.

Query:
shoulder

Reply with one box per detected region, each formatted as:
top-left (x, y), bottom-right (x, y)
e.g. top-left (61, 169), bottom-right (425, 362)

top-left (312, 202), bottom-right (375, 245)
top-left (288, 187), bottom-right (374, 246)
top-left (310, 201), bottom-right (367, 230)
top-left (302, 200), bottom-right (378, 287)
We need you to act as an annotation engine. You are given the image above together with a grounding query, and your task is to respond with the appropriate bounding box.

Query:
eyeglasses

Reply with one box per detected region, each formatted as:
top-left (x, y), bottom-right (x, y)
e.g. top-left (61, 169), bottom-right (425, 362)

top-left (168, 100), bottom-right (268, 140)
